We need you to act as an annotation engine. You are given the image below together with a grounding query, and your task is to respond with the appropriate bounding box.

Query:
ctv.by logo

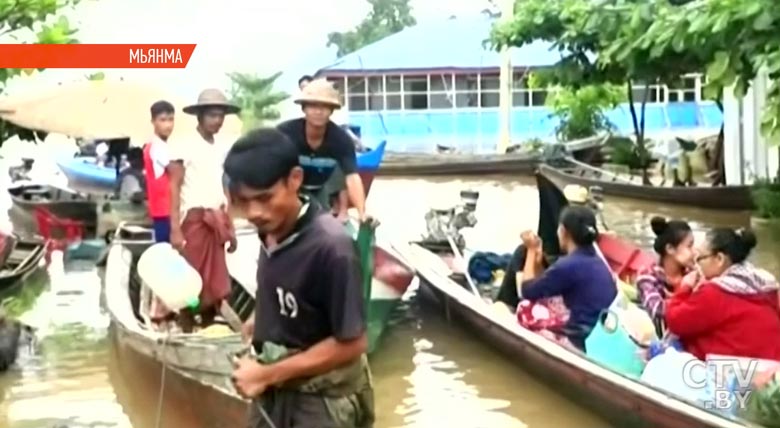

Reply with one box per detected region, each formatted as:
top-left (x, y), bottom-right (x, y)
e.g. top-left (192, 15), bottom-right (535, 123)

top-left (681, 357), bottom-right (761, 411)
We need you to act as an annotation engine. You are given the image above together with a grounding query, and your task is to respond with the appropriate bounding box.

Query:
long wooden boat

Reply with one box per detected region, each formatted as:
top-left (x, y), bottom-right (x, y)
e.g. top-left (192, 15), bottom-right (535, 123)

top-left (538, 161), bottom-right (753, 210)
top-left (379, 151), bottom-right (539, 176)
top-left (394, 172), bottom-right (762, 428)
top-left (377, 134), bottom-right (607, 176)
top-left (8, 184), bottom-right (101, 226)
top-left (8, 183), bottom-right (147, 239)
top-left (104, 220), bottom-right (415, 425)
top-left (59, 140), bottom-right (388, 194)
top-left (0, 236), bottom-right (47, 299)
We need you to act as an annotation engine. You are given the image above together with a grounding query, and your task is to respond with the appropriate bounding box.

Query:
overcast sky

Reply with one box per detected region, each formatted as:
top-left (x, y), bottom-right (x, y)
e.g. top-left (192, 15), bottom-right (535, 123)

top-left (4, 0), bottom-right (491, 115)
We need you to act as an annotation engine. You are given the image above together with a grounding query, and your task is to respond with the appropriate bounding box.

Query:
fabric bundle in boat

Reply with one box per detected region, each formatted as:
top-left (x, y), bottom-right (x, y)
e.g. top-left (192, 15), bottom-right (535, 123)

top-left (640, 348), bottom-right (705, 403)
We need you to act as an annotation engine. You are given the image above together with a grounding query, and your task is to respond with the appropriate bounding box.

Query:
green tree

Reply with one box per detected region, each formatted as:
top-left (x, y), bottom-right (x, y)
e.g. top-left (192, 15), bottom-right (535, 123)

top-left (226, 71), bottom-right (289, 132)
top-left (636, 0), bottom-right (780, 143)
top-left (492, 0), bottom-right (710, 183)
top-left (531, 73), bottom-right (625, 141)
top-left (0, 0), bottom-right (80, 144)
top-left (326, 0), bottom-right (416, 58)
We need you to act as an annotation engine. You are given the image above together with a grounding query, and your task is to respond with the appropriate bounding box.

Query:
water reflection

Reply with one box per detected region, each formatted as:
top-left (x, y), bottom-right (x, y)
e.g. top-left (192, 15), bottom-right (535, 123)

top-left (2, 176), bottom-right (779, 428)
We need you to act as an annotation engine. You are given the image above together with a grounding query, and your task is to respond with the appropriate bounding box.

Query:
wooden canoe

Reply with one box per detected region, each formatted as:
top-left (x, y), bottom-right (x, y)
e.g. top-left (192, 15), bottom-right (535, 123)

top-left (538, 162), bottom-right (753, 210)
top-left (377, 134), bottom-right (608, 176)
top-left (0, 236), bottom-right (47, 299)
top-left (104, 224), bottom-right (252, 426)
top-left (379, 151), bottom-right (540, 176)
top-left (104, 220), bottom-right (415, 425)
top-left (394, 173), bottom-right (762, 428)
top-left (8, 183), bottom-right (147, 240)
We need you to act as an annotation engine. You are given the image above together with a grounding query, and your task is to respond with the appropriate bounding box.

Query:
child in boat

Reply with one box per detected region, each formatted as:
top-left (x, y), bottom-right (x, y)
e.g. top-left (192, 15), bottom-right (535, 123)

top-left (139, 100), bottom-right (176, 329)
top-left (518, 206), bottom-right (617, 351)
top-left (665, 227), bottom-right (780, 361)
top-left (635, 216), bottom-right (695, 336)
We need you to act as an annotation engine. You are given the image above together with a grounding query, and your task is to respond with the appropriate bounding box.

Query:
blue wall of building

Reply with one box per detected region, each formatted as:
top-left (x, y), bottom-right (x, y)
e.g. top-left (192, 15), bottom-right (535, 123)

top-left (349, 102), bottom-right (723, 153)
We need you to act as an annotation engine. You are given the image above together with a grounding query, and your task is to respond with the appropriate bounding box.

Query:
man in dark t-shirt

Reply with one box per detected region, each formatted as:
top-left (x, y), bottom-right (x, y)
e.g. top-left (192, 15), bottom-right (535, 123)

top-left (276, 78), bottom-right (366, 221)
top-left (224, 128), bottom-right (374, 428)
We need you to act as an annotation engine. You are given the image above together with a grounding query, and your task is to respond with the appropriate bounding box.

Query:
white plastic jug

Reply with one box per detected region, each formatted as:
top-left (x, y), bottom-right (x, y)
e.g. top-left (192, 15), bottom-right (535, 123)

top-left (137, 243), bottom-right (202, 312)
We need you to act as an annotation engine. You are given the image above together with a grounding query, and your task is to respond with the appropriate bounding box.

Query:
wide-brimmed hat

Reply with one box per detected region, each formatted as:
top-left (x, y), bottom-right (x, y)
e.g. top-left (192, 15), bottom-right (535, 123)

top-left (294, 79), bottom-right (341, 109)
top-left (183, 88), bottom-right (240, 115)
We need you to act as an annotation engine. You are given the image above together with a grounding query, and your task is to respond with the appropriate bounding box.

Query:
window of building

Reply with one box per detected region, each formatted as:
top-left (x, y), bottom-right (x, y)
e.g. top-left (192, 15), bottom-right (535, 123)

top-left (326, 77), bottom-right (347, 107)
top-left (454, 74), bottom-right (478, 108)
top-left (479, 74), bottom-right (500, 108)
top-left (429, 73), bottom-right (454, 109)
top-left (510, 73), bottom-right (548, 107)
top-left (666, 75), bottom-right (699, 103)
top-left (385, 75), bottom-right (403, 110)
top-left (346, 76), bottom-right (367, 112)
top-left (367, 75), bottom-right (384, 111)
top-left (630, 82), bottom-right (663, 104)
top-left (403, 76), bottom-right (429, 110)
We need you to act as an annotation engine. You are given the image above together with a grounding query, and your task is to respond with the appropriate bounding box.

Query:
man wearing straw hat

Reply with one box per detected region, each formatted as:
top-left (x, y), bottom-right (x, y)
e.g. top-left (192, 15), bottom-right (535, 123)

top-left (276, 78), bottom-right (367, 221)
top-left (167, 88), bottom-right (240, 332)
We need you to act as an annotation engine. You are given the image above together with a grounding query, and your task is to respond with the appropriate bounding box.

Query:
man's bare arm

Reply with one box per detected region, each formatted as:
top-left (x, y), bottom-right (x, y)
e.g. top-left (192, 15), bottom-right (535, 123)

top-left (168, 161), bottom-right (184, 228)
top-left (266, 333), bottom-right (367, 385)
top-left (344, 173), bottom-right (366, 218)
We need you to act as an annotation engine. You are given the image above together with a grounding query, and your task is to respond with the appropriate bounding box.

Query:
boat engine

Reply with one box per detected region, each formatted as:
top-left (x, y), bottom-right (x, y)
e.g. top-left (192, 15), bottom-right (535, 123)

top-left (421, 190), bottom-right (480, 250)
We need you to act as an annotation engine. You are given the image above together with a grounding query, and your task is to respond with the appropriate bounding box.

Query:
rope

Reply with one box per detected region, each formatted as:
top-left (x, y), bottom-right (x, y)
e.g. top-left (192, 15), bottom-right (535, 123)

top-left (154, 332), bottom-right (170, 428)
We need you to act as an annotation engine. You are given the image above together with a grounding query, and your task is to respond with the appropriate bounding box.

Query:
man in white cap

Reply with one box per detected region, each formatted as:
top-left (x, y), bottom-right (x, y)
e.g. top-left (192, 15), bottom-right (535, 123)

top-left (167, 88), bottom-right (240, 332)
top-left (276, 79), bottom-right (366, 221)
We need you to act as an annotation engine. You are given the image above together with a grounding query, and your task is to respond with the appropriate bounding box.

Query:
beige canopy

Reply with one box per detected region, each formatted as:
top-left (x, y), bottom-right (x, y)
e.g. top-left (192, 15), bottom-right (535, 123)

top-left (0, 80), bottom-right (243, 146)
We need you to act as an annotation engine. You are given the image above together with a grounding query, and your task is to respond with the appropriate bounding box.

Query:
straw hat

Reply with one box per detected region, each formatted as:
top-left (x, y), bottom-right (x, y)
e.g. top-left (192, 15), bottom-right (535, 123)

top-left (183, 88), bottom-right (240, 115)
top-left (294, 78), bottom-right (341, 109)
top-left (563, 184), bottom-right (589, 204)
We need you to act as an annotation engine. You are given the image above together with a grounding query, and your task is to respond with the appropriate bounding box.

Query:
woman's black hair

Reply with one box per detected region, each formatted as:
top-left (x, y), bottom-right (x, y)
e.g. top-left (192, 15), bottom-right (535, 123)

top-left (559, 205), bottom-right (599, 247)
top-left (650, 216), bottom-right (692, 256)
top-left (705, 227), bottom-right (758, 264)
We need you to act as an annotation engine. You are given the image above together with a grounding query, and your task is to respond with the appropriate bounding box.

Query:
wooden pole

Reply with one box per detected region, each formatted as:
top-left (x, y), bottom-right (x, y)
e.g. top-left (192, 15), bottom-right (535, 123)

top-left (496, 0), bottom-right (514, 154)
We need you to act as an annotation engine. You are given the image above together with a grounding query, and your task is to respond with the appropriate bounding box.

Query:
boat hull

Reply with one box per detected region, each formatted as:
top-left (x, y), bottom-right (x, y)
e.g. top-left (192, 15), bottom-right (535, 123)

top-left (379, 152), bottom-right (539, 176)
top-left (404, 243), bottom-right (748, 428)
top-left (57, 157), bottom-right (117, 191)
top-left (110, 324), bottom-right (248, 428)
top-left (225, 230), bottom-right (416, 353)
top-left (538, 163), bottom-right (753, 210)
top-left (104, 222), bottom-right (414, 426)
top-left (0, 237), bottom-right (47, 298)
top-left (59, 140), bottom-right (388, 194)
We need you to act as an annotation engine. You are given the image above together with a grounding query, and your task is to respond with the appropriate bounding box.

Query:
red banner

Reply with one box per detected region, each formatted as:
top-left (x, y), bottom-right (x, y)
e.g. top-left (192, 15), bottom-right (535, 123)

top-left (0, 44), bottom-right (197, 68)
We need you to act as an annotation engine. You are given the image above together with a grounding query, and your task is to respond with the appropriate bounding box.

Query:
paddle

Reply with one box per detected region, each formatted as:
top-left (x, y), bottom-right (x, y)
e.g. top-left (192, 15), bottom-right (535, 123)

top-left (446, 234), bottom-right (481, 297)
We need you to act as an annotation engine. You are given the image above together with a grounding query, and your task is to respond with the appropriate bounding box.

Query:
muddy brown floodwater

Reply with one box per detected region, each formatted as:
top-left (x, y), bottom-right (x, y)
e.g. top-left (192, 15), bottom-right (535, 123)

top-left (2, 176), bottom-right (778, 428)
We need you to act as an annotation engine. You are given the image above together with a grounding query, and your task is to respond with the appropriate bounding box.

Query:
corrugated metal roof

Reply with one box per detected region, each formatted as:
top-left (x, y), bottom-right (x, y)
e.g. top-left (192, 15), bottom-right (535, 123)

top-left (318, 14), bottom-right (566, 74)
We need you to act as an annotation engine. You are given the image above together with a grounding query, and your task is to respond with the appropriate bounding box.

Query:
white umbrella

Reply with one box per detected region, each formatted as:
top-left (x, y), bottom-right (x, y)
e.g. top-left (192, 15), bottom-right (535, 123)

top-left (0, 80), bottom-right (243, 146)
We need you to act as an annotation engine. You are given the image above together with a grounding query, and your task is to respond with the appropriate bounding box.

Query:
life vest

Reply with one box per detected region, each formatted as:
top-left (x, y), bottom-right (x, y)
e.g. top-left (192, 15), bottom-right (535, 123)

top-left (142, 142), bottom-right (170, 218)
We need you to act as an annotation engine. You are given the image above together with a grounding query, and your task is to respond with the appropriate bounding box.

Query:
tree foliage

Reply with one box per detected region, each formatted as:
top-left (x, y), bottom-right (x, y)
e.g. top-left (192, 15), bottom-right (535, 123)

top-left (638, 0), bottom-right (780, 143)
top-left (226, 71), bottom-right (289, 132)
top-left (0, 0), bottom-right (80, 144)
top-left (530, 73), bottom-right (625, 141)
top-left (490, 0), bottom-right (720, 182)
top-left (326, 0), bottom-right (416, 58)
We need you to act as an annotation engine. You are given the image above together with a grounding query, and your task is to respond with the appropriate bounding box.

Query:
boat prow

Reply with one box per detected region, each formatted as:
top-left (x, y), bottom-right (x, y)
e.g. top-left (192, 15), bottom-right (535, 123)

top-left (397, 174), bottom-right (763, 428)
top-left (103, 223), bottom-right (252, 425)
